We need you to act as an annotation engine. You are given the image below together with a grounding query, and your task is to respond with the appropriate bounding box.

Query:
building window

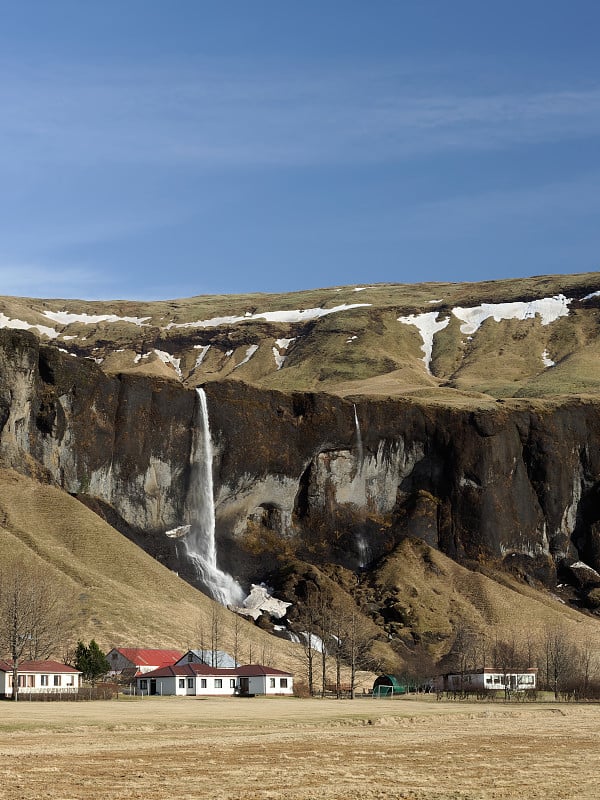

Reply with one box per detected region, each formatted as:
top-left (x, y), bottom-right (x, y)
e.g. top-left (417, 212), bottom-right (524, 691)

top-left (230, 679), bottom-right (236, 688)
top-left (111, 652), bottom-right (118, 660)
top-left (187, 678), bottom-right (193, 689)
top-left (280, 678), bottom-right (288, 688)
top-left (41, 675), bottom-right (49, 687)
top-left (54, 675), bottom-right (61, 687)
top-left (178, 679), bottom-right (185, 688)
top-left (17, 675), bottom-right (25, 688)
top-left (187, 653), bottom-right (193, 662)
top-left (27, 675), bottom-right (35, 687)
top-left (214, 679), bottom-right (222, 688)
top-left (201, 679), bottom-right (207, 688)
top-left (269, 678), bottom-right (275, 688)
top-left (140, 679), bottom-right (148, 690)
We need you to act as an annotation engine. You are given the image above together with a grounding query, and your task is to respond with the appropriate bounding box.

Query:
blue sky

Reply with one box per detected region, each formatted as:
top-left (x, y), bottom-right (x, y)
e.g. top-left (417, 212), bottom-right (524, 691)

top-left (1, 1), bottom-right (599, 299)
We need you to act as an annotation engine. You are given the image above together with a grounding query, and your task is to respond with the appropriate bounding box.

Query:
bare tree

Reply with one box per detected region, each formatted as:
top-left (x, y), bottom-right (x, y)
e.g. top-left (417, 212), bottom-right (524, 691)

top-left (573, 640), bottom-right (598, 699)
top-left (210, 604), bottom-right (222, 667)
top-left (338, 604), bottom-right (380, 699)
top-left (493, 631), bottom-right (529, 700)
top-left (541, 626), bottom-right (574, 700)
top-left (448, 625), bottom-right (480, 691)
top-left (0, 558), bottom-right (75, 701)
top-left (232, 612), bottom-right (242, 666)
top-left (293, 591), bottom-right (322, 696)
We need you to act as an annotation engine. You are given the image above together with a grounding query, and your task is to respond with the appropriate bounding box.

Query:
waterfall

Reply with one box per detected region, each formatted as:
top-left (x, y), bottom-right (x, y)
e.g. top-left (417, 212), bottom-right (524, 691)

top-left (353, 403), bottom-right (364, 472)
top-left (355, 533), bottom-right (371, 568)
top-left (184, 388), bottom-right (244, 607)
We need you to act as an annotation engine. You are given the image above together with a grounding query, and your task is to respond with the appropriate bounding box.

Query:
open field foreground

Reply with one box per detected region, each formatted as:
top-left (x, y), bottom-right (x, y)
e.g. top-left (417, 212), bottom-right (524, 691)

top-left (0, 697), bottom-right (598, 800)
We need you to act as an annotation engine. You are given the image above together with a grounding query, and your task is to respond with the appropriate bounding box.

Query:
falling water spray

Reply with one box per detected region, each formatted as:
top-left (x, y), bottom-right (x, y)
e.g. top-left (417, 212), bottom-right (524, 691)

top-left (184, 388), bottom-right (244, 606)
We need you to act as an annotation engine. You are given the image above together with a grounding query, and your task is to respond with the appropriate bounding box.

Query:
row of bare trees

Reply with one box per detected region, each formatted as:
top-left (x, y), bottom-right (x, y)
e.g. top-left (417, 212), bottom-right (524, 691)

top-left (291, 584), bottom-right (384, 697)
top-left (193, 604), bottom-right (277, 667)
top-left (448, 624), bottom-right (600, 699)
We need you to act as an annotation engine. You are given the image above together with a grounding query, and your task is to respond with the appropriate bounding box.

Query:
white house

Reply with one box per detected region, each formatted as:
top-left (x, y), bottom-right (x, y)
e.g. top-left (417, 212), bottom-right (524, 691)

top-left (236, 664), bottom-right (293, 696)
top-left (435, 667), bottom-right (537, 693)
top-left (136, 663), bottom-right (293, 697)
top-left (0, 660), bottom-right (81, 698)
top-left (105, 647), bottom-right (183, 677)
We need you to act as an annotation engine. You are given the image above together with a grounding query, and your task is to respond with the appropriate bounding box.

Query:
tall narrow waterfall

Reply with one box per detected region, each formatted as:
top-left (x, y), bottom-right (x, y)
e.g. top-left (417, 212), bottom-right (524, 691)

top-left (353, 403), bottom-right (364, 472)
top-left (185, 388), bottom-right (244, 607)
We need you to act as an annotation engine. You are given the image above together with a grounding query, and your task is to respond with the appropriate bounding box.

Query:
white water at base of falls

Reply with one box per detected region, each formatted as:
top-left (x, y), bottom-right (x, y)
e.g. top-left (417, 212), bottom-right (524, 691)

top-left (184, 388), bottom-right (244, 607)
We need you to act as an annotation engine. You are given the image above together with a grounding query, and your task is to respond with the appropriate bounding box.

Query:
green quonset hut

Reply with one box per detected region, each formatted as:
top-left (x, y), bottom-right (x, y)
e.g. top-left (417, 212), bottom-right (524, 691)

top-left (372, 675), bottom-right (407, 697)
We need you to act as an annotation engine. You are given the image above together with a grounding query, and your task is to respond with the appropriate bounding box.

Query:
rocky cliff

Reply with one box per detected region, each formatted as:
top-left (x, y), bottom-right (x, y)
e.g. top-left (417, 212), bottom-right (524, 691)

top-left (2, 320), bottom-right (600, 621)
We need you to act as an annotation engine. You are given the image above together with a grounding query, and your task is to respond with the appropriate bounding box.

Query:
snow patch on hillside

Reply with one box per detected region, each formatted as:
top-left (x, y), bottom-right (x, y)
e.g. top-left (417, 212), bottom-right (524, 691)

top-left (164, 303), bottom-right (371, 330)
top-left (154, 349), bottom-right (182, 378)
top-left (542, 349), bottom-right (555, 368)
top-left (273, 337), bottom-right (296, 370)
top-left (43, 310), bottom-right (150, 326)
top-left (193, 344), bottom-right (211, 369)
top-left (452, 295), bottom-right (570, 335)
top-left (583, 290), bottom-right (600, 300)
top-left (0, 312), bottom-right (58, 339)
top-left (397, 312), bottom-right (450, 373)
top-left (233, 344), bottom-right (259, 370)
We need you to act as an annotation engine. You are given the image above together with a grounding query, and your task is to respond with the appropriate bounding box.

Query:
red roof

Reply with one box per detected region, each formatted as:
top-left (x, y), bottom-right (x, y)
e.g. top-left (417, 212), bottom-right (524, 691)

top-left (0, 660), bottom-right (80, 674)
top-left (111, 648), bottom-right (183, 668)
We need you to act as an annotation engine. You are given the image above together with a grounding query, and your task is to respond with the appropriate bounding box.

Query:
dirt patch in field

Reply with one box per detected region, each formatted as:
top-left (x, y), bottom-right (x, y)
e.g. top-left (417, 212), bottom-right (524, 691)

top-left (0, 697), bottom-right (597, 799)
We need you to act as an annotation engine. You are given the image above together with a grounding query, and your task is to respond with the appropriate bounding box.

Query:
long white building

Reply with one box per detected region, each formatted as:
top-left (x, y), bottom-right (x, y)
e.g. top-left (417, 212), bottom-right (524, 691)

top-left (136, 662), bottom-right (293, 696)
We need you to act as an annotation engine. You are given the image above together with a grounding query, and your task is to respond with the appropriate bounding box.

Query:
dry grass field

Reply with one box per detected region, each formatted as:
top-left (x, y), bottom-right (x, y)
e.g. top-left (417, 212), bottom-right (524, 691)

top-left (0, 696), bottom-right (598, 800)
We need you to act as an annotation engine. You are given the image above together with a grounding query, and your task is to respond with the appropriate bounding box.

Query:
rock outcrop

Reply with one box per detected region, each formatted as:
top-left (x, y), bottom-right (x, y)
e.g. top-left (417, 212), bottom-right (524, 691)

top-left (2, 327), bottom-right (600, 610)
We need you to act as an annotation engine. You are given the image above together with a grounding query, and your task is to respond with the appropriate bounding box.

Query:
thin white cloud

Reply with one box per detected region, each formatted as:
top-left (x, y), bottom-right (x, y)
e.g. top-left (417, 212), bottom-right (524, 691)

top-left (1, 61), bottom-right (600, 170)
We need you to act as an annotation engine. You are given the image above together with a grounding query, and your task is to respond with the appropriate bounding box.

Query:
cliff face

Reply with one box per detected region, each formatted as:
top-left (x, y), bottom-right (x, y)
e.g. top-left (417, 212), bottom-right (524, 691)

top-left (0, 330), bottom-right (194, 539)
top-left (2, 329), bottom-right (600, 605)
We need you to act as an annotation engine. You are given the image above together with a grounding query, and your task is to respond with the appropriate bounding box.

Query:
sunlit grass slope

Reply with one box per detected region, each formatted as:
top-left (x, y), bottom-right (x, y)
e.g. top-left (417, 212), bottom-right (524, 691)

top-left (0, 469), bottom-right (298, 670)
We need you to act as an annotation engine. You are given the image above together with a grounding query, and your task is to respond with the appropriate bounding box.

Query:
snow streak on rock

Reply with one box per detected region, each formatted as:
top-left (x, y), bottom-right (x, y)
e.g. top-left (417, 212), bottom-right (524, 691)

top-left (233, 344), bottom-right (259, 370)
top-left (193, 345), bottom-right (211, 369)
top-left (273, 337), bottom-right (296, 370)
top-left (154, 349), bottom-right (182, 378)
top-left (397, 312), bottom-right (450, 373)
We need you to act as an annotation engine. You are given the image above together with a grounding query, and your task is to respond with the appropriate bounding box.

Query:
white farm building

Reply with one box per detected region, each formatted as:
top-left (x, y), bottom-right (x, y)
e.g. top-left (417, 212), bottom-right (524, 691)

top-left (136, 663), bottom-right (293, 697)
top-left (435, 668), bottom-right (537, 693)
top-left (0, 660), bottom-right (81, 698)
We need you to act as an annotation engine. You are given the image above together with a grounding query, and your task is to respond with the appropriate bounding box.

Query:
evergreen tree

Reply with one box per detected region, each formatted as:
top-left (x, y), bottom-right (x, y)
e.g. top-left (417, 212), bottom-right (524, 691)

top-left (75, 640), bottom-right (110, 686)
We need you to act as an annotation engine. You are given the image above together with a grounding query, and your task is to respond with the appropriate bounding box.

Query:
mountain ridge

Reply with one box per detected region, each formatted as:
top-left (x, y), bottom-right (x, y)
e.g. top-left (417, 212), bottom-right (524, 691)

top-left (1, 272), bottom-right (600, 673)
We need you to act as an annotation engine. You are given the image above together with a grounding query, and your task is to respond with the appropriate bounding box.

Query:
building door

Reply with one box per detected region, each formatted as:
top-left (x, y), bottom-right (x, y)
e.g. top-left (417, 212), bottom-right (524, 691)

top-left (239, 677), bottom-right (250, 695)
top-left (150, 679), bottom-right (157, 696)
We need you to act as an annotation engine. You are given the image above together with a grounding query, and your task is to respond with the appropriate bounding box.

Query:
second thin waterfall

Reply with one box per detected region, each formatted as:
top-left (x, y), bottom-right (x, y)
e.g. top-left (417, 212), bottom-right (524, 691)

top-left (353, 403), bottom-right (364, 472)
top-left (185, 388), bottom-right (244, 607)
